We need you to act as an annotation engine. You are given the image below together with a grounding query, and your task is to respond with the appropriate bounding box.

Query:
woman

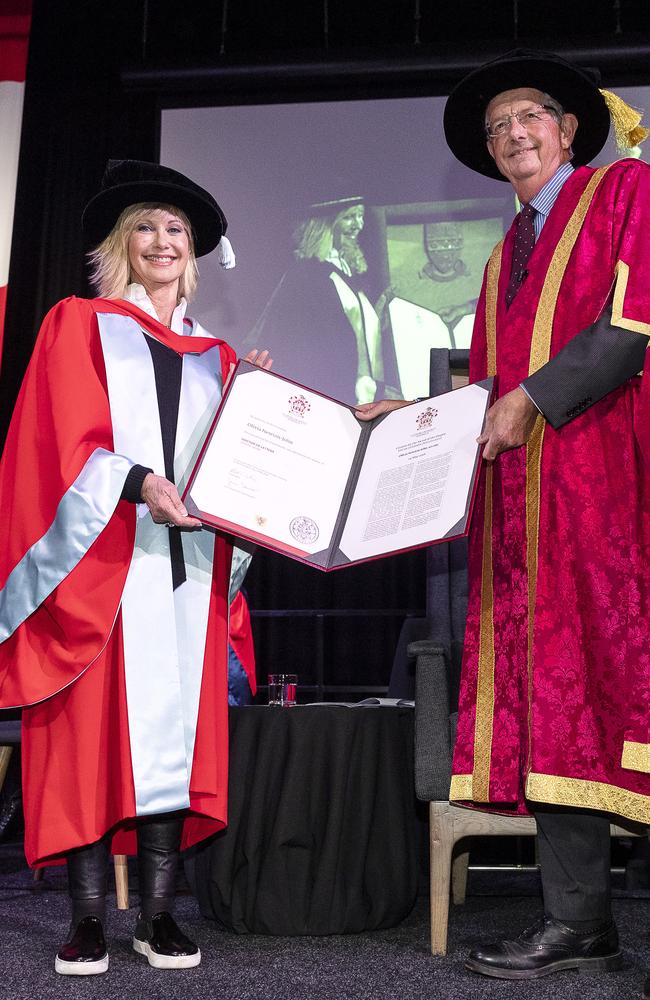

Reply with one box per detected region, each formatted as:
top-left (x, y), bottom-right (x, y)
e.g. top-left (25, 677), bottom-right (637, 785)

top-left (0, 159), bottom-right (270, 974)
top-left (249, 194), bottom-right (401, 405)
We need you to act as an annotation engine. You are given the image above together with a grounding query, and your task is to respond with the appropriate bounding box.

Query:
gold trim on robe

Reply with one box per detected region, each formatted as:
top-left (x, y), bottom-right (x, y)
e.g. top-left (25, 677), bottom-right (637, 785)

top-left (621, 741), bottom-right (650, 774)
top-left (526, 772), bottom-right (650, 824)
top-left (612, 260), bottom-right (650, 336)
top-left (467, 241), bottom-right (502, 802)
top-left (449, 773), bottom-right (474, 799)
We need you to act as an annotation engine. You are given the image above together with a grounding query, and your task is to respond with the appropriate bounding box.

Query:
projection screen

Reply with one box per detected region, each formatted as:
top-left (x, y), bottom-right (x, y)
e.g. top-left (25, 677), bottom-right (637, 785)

top-left (161, 89), bottom-right (649, 404)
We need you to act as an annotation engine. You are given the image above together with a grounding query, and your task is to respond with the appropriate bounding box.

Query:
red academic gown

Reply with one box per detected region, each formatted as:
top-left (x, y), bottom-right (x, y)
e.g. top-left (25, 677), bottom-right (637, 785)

top-left (0, 297), bottom-right (236, 865)
top-left (451, 160), bottom-right (650, 824)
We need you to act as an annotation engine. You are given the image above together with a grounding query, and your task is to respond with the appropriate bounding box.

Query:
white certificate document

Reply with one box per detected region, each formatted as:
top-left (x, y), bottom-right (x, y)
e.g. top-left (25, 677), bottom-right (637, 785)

top-left (188, 368), bottom-right (361, 556)
top-left (339, 384), bottom-right (488, 563)
top-left (185, 363), bottom-right (492, 570)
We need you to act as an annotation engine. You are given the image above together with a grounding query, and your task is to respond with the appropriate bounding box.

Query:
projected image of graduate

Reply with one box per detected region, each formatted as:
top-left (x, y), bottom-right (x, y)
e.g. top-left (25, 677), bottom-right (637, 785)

top-left (249, 191), bottom-right (401, 406)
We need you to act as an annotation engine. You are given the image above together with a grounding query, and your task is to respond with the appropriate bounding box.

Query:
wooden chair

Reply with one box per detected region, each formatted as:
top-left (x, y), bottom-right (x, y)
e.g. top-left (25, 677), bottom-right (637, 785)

top-left (410, 639), bottom-right (648, 955)
top-left (0, 720), bottom-right (129, 908)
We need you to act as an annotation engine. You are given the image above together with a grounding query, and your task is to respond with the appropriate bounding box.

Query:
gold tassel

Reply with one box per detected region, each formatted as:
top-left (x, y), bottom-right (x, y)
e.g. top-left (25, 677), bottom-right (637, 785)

top-left (600, 88), bottom-right (650, 151)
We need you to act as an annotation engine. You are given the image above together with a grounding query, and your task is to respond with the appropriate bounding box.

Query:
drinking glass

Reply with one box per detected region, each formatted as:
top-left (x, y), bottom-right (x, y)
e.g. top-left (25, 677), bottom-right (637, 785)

top-left (268, 673), bottom-right (298, 707)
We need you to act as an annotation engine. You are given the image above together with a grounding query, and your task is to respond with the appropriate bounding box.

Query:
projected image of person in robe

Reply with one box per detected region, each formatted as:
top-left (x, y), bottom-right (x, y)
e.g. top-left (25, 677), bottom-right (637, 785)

top-left (0, 159), bottom-right (271, 976)
top-left (250, 194), bottom-right (401, 405)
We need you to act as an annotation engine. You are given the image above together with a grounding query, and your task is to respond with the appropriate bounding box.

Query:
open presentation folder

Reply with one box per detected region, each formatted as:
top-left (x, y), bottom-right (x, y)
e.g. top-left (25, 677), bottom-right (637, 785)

top-left (183, 362), bottom-right (493, 570)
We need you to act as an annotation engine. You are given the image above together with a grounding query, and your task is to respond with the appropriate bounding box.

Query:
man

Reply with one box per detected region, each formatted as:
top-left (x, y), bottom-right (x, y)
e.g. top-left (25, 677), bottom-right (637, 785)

top-left (358, 49), bottom-right (650, 979)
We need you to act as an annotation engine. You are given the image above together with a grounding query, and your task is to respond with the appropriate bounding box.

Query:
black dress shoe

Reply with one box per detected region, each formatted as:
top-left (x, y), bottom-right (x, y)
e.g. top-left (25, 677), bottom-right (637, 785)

top-left (55, 916), bottom-right (108, 976)
top-left (466, 916), bottom-right (623, 980)
top-left (133, 912), bottom-right (200, 969)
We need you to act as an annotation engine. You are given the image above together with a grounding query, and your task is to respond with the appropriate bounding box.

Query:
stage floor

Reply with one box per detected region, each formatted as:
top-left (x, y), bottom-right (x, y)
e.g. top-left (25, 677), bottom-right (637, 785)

top-left (0, 842), bottom-right (647, 1000)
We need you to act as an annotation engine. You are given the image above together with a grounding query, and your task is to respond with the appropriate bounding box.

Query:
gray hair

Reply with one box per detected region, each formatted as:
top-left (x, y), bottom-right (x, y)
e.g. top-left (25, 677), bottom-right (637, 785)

top-left (541, 93), bottom-right (574, 159)
top-left (484, 91), bottom-right (573, 158)
top-left (541, 92), bottom-right (565, 121)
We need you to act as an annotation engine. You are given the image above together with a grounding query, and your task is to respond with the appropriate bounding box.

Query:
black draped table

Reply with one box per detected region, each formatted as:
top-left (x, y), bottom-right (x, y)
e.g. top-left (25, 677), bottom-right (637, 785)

top-left (184, 705), bottom-right (417, 935)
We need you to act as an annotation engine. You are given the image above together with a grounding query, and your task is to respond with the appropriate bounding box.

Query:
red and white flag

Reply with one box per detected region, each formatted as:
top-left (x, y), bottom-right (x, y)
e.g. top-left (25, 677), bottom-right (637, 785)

top-left (0, 2), bottom-right (32, 370)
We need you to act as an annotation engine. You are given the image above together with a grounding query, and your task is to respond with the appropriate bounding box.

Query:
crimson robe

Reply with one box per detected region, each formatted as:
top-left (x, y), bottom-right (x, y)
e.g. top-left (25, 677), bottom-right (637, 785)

top-left (451, 160), bottom-right (650, 824)
top-left (0, 296), bottom-right (236, 864)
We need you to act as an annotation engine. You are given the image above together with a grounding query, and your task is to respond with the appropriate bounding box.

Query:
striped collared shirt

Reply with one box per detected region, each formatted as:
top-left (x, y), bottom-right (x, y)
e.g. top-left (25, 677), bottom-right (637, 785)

top-left (527, 161), bottom-right (574, 240)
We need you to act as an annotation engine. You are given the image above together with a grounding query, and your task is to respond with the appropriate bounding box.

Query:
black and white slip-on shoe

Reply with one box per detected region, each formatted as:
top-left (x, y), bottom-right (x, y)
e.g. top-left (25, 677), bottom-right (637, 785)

top-left (55, 915), bottom-right (109, 976)
top-left (133, 911), bottom-right (201, 969)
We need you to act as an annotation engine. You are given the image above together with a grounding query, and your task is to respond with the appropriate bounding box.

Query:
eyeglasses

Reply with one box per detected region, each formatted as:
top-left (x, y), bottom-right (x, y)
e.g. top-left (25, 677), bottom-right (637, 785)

top-left (485, 105), bottom-right (559, 140)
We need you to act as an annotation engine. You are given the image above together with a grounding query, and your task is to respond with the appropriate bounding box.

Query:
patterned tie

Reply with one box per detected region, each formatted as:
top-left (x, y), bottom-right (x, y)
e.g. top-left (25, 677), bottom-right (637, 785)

top-left (505, 203), bottom-right (536, 307)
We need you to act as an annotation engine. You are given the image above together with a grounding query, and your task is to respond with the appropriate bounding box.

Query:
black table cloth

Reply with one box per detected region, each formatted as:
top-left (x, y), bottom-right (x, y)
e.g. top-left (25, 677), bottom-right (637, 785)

top-left (185, 705), bottom-right (417, 935)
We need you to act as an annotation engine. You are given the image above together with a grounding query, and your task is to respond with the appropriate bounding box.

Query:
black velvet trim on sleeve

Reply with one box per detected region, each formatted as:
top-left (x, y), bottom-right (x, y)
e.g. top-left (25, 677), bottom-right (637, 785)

top-left (521, 306), bottom-right (649, 429)
top-left (121, 464), bottom-right (153, 503)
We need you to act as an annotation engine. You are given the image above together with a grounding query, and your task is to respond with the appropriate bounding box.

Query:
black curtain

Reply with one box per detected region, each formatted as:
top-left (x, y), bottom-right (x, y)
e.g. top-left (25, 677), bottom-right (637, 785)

top-left (0, 0), bottom-right (158, 444)
top-left (247, 547), bottom-right (426, 694)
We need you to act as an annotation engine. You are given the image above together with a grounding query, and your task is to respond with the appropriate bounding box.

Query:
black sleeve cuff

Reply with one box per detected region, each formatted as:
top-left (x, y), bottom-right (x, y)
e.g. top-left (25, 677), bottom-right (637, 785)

top-left (521, 306), bottom-right (649, 429)
top-left (121, 465), bottom-right (153, 503)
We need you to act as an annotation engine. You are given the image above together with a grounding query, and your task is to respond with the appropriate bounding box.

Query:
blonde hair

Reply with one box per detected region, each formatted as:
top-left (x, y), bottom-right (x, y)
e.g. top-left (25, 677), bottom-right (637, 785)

top-left (87, 202), bottom-right (200, 301)
top-left (293, 207), bottom-right (367, 274)
top-left (293, 216), bottom-right (334, 262)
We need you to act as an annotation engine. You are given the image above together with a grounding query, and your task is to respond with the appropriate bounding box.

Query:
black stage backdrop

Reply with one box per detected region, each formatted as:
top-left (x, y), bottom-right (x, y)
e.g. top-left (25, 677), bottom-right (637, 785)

top-left (3, 0), bottom-right (650, 694)
top-left (0, 2), bottom-right (158, 443)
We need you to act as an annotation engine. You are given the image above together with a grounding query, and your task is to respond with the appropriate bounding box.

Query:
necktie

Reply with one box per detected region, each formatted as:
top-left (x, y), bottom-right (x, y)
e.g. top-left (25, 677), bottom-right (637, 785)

top-left (505, 203), bottom-right (536, 307)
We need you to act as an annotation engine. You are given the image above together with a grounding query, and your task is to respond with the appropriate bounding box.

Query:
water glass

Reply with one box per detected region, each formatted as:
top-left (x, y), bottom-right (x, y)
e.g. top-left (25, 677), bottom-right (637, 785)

top-left (268, 673), bottom-right (298, 707)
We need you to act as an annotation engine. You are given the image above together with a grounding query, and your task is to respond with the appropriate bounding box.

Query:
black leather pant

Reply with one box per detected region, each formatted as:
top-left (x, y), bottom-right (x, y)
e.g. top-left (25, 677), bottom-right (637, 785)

top-left (66, 812), bottom-right (184, 925)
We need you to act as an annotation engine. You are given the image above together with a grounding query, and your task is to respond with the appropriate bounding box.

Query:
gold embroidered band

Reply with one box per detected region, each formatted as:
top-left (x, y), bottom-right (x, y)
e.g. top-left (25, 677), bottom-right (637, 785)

top-left (527, 166), bottom-right (612, 376)
top-left (526, 772), bottom-right (650, 825)
top-left (449, 773), bottom-right (473, 799)
top-left (621, 740), bottom-right (650, 774)
top-left (469, 241), bottom-right (503, 802)
top-left (612, 260), bottom-right (650, 336)
top-left (484, 241), bottom-right (503, 379)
